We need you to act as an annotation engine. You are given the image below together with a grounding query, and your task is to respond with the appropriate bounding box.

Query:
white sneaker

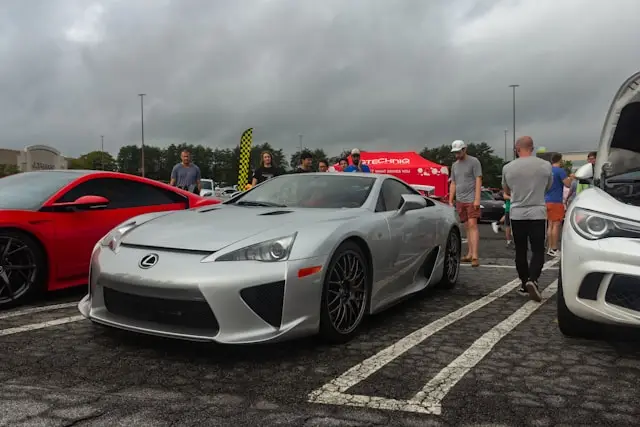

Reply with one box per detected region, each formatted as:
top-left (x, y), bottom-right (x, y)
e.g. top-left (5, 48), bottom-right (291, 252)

top-left (491, 222), bottom-right (500, 234)
top-left (547, 248), bottom-right (559, 257)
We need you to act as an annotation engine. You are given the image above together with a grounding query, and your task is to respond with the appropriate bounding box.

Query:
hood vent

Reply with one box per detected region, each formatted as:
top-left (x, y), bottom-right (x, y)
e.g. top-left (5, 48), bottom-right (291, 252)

top-left (259, 210), bottom-right (293, 216)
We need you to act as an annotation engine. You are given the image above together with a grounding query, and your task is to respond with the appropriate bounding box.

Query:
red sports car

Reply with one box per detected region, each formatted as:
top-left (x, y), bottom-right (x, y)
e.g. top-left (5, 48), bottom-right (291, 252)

top-left (0, 170), bottom-right (220, 309)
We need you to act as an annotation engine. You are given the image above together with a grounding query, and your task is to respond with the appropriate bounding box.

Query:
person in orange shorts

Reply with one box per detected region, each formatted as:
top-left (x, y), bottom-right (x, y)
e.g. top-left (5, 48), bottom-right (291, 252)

top-left (448, 140), bottom-right (483, 267)
top-left (544, 153), bottom-right (575, 257)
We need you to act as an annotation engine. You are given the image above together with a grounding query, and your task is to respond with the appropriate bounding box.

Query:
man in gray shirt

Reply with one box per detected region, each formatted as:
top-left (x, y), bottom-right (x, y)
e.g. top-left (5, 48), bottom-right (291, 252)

top-left (502, 136), bottom-right (553, 302)
top-left (448, 140), bottom-right (483, 267)
top-left (170, 149), bottom-right (201, 194)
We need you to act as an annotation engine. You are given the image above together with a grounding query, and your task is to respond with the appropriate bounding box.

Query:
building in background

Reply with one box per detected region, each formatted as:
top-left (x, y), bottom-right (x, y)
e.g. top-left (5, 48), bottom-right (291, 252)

top-left (0, 145), bottom-right (69, 172)
top-left (560, 151), bottom-right (594, 171)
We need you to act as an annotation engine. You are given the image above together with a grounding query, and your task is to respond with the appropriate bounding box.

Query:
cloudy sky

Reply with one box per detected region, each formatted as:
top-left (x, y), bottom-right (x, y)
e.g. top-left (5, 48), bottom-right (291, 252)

top-left (1, 0), bottom-right (639, 159)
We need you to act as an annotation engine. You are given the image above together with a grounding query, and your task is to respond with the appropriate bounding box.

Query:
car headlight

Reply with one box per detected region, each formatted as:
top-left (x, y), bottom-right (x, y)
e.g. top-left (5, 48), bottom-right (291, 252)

top-left (204, 233), bottom-right (297, 262)
top-left (100, 221), bottom-right (138, 252)
top-left (571, 208), bottom-right (640, 240)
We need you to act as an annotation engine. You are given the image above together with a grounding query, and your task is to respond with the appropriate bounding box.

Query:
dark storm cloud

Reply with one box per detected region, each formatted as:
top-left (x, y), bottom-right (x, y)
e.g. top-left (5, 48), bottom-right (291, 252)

top-left (1, 0), bottom-right (639, 158)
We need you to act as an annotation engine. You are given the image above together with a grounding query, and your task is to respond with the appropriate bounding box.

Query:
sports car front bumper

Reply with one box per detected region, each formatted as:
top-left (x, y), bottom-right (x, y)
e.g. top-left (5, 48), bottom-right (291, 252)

top-left (561, 222), bottom-right (640, 327)
top-left (78, 246), bottom-right (329, 344)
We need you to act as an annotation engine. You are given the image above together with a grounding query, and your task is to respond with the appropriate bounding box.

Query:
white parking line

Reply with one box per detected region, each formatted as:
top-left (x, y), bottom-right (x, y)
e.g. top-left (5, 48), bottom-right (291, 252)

top-left (409, 279), bottom-right (558, 413)
top-left (0, 315), bottom-right (85, 337)
top-left (308, 258), bottom-right (559, 413)
top-left (461, 264), bottom-right (559, 270)
top-left (0, 302), bottom-right (77, 320)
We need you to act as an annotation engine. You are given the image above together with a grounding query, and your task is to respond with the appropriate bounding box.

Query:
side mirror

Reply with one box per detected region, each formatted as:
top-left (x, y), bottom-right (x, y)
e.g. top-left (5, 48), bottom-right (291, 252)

top-left (52, 195), bottom-right (110, 209)
top-left (575, 163), bottom-right (594, 182)
top-left (399, 194), bottom-right (427, 214)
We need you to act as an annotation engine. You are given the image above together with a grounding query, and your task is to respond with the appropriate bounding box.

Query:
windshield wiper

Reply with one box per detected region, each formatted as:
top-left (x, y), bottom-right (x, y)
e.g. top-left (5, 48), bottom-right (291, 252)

top-left (235, 201), bottom-right (287, 207)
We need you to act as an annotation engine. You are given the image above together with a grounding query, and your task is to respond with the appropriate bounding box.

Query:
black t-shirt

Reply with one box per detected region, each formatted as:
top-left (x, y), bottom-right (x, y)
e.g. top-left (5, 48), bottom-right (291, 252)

top-left (292, 167), bottom-right (313, 173)
top-left (252, 166), bottom-right (283, 183)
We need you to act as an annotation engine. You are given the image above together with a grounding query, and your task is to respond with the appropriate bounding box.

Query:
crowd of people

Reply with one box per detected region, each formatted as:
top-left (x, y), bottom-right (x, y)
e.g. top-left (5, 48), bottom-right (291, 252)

top-left (166, 147), bottom-right (373, 193)
top-left (449, 137), bottom-right (596, 303)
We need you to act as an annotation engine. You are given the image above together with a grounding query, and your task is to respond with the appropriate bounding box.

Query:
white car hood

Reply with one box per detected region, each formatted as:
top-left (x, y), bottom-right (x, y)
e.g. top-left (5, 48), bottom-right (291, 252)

top-left (575, 187), bottom-right (640, 223)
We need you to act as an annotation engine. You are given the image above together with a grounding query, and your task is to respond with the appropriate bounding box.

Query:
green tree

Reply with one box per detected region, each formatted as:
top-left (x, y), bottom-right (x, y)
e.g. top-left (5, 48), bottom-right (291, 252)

top-left (563, 160), bottom-right (574, 174)
top-left (69, 151), bottom-right (117, 171)
top-left (117, 145), bottom-right (142, 175)
top-left (420, 142), bottom-right (504, 188)
top-left (0, 164), bottom-right (20, 177)
top-left (289, 148), bottom-right (327, 170)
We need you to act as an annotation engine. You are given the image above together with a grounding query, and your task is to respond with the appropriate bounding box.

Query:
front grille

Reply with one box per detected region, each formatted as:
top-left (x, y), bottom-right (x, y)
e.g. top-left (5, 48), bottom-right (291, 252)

top-left (605, 275), bottom-right (640, 312)
top-left (577, 272), bottom-right (605, 300)
top-left (103, 287), bottom-right (219, 332)
top-left (239, 281), bottom-right (285, 328)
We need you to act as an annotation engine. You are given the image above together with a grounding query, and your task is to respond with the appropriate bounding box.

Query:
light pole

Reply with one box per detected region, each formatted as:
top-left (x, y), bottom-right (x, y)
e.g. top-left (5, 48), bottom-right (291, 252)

top-left (100, 135), bottom-right (104, 170)
top-left (138, 93), bottom-right (146, 177)
top-left (509, 84), bottom-right (519, 159)
top-left (503, 129), bottom-right (508, 161)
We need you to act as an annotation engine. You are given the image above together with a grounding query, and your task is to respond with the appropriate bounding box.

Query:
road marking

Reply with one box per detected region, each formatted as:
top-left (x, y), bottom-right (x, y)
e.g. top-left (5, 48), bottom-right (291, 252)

top-left (0, 315), bottom-right (85, 337)
top-left (408, 279), bottom-right (558, 414)
top-left (308, 258), bottom-right (559, 413)
top-left (461, 264), bottom-right (559, 270)
top-left (0, 302), bottom-right (77, 320)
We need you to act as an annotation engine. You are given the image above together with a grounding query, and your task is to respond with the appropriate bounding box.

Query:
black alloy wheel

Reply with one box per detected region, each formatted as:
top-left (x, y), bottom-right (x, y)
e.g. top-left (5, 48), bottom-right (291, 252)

top-left (0, 231), bottom-right (45, 309)
top-left (319, 241), bottom-right (370, 343)
top-left (439, 229), bottom-right (461, 289)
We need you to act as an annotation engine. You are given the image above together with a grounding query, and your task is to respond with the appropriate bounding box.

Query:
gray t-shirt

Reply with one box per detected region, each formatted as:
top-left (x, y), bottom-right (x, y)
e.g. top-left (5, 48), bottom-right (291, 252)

top-left (502, 156), bottom-right (553, 220)
top-left (171, 163), bottom-right (201, 189)
top-left (450, 155), bottom-right (482, 203)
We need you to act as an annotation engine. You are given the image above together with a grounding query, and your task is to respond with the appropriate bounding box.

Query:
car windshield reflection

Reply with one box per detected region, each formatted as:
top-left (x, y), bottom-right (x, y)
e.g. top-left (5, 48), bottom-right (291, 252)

top-left (231, 174), bottom-right (376, 209)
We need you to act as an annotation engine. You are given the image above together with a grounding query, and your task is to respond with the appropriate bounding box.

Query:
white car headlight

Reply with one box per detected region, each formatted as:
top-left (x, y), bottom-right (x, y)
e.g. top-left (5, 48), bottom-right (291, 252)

top-left (204, 233), bottom-right (297, 263)
top-left (571, 208), bottom-right (640, 240)
top-left (100, 221), bottom-right (138, 252)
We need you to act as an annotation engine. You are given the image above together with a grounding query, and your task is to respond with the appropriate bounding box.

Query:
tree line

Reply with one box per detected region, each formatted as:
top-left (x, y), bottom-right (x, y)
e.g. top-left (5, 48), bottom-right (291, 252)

top-left (1, 141), bottom-right (518, 187)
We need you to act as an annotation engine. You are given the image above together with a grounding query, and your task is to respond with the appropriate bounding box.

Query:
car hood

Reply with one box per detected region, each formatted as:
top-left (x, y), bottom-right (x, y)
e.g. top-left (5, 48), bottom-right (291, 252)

top-left (122, 205), bottom-right (368, 252)
top-left (595, 71), bottom-right (640, 180)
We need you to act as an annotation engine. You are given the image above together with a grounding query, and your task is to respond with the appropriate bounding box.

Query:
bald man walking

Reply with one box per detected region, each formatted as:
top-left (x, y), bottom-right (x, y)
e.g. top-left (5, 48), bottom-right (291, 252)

top-left (501, 136), bottom-right (553, 302)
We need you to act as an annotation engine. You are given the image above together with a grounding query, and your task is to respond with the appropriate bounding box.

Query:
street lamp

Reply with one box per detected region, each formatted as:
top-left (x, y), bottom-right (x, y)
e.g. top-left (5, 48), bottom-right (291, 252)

top-left (509, 84), bottom-right (519, 159)
top-left (503, 129), bottom-right (508, 161)
top-left (100, 135), bottom-right (104, 170)
top-left (138, 93), bottom-right (146, 177)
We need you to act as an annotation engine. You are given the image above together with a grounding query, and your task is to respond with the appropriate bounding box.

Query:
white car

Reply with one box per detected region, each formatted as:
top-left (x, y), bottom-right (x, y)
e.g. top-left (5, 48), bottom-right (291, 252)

top-left (200, 179), bottom-right (214, 197)
top-left (559, 70), bottom-right (640, 338)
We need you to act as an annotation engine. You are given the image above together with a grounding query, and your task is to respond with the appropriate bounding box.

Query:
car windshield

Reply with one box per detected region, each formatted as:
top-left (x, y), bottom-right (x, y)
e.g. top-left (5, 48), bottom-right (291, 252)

top-left (0, 171), bottom-right (84, 210)
top-left (201, 180), bottom-right (213, 190)
top-left (231, 174), bottom-right (376, 208)
top-left (481, 191), bottom-right (494, 200)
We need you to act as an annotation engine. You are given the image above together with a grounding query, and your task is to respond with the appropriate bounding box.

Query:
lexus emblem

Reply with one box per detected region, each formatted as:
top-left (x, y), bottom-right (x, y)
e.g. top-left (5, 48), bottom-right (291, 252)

top-left (139, 253), bottom-right (159, 269)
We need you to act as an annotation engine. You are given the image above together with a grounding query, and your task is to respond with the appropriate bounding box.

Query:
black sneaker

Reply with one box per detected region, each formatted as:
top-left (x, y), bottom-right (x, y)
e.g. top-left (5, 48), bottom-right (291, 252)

top-left (525, 281), bottom-right (542, 302)
top-left (517, 286), bottom-right (528, 296)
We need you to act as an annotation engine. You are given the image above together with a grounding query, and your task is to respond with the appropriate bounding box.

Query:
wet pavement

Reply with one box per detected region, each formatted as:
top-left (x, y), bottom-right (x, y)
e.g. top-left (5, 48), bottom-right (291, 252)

top-left (1, 225), bottom-right (639, 426)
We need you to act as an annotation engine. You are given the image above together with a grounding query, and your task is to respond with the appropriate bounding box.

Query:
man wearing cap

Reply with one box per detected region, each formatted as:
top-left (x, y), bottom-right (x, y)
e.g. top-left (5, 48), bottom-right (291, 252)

top-left (343, 149), bottom-right (371, 172)
top-left (448, 140), bottom-right (483, 267)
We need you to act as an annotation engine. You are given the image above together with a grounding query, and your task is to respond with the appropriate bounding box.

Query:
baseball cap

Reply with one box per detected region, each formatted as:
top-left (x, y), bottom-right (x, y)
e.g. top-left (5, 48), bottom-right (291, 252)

top-left (351, 148), bottom-right (361, 155)
top-left (451, 140), bottom-right (466, 152)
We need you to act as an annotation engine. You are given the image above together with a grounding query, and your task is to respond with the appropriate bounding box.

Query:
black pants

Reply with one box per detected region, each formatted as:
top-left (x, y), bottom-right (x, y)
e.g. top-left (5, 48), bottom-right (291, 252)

top-left (510, 219), bottom-right (546, 285)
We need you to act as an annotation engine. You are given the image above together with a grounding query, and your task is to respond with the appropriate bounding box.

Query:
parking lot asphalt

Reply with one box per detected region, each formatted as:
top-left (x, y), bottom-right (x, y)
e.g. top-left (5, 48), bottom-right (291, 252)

top-left (1, 224), bottom-right (640, 426)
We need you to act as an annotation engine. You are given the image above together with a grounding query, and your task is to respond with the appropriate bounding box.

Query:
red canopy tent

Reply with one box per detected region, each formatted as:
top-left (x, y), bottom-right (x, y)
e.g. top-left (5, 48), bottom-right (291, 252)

top-left (336, 151), bottom-right (449, 197)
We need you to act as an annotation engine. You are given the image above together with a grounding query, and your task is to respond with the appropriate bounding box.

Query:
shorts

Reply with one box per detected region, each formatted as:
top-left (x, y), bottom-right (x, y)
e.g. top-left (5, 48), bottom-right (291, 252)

top-left (504, 212), bottom-right (511, 226)
top-left (546, 202), bottom-right (565, 222)
top-left (456, 202), bottom-right (480, 223)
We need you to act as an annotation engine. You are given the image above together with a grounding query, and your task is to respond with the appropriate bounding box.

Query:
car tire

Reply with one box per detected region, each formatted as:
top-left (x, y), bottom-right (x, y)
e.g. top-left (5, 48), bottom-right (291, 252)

top-left (438, 228), bottom-right (461, 289)
top-left (557, 266), bottom-right (601, 339)
top-left (319, 241), bottom-right (370, 344)
top-left (0, 229), bottom-right (47, 309)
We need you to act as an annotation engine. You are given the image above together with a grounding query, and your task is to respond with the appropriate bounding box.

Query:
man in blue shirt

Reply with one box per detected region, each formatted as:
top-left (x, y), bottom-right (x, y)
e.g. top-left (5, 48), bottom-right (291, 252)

top-left (343, 148), bottom-right (371, 172)
top-left (545, 153), bottom-right (575, 257)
